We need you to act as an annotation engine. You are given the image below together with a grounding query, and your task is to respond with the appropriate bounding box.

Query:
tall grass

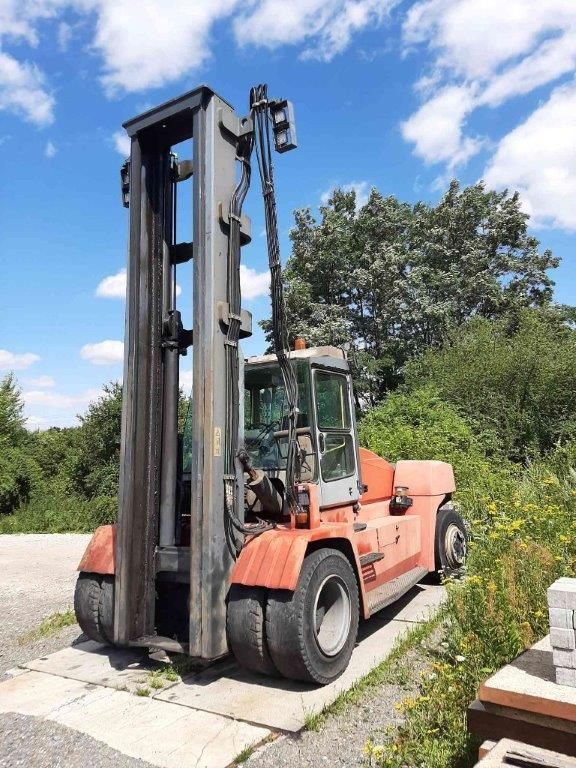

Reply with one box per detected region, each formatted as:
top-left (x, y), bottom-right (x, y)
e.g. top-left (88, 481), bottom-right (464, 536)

top-left (369, 457), bottom-right (576, 768)
top-left (0, 486), bottom-right (116, 533)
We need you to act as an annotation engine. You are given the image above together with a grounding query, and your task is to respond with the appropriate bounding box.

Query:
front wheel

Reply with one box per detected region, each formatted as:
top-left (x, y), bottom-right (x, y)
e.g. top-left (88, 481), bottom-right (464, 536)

top-left (74, 572), bottom-right (115, 644)
top-left (434, 506), bottom-right (467, 579)
top-left (266, 548), bottom-right (359, 685)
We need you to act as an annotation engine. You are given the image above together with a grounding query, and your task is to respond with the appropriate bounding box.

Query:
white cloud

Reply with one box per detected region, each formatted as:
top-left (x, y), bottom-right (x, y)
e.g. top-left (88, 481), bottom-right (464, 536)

top-left (180, 368), bottom-right (193, 394)
top-left (401, 0), bottom-right (576, 229)
top-left (26, 415), bottom-right (49, 429)
top-left (96, 268), bottom-right (127, 298)
top-left (57, 20), bottom-right (73, 51)
top-left (0, 0), bottom-right (394, 123)
top-left (320, 180), bottom-right (371, 210)
top-left (235, 0), bottom-right (396, 62)
top-left (80, 340), bottom-right (124, 365)
top-left (484, 82), bottom-right (576, 231)
top-left (93, 0), bottom-right (241, 94)
top-left (96, 267), bottom-right (181, 298)
top-left (240, 264), bottom-right (270, 300)
top-left (25, 375), bottom-right (56, 388)
top-left (24, 387), bottom-right (104, 408)
top-left (23, 386), bottom-right (106, 429)
top-left (44, 139), bottom-right (56, 157)
top-left (401, 85), bottom-right (482, 168)
top-left (0, 51), bottom-right (55, 125)
top-left (112, 129), bottom-right (130, 156)
top-left (0, 349), bottom-right (40, 371)
top-left (403, 0), bottom-right (576, 81)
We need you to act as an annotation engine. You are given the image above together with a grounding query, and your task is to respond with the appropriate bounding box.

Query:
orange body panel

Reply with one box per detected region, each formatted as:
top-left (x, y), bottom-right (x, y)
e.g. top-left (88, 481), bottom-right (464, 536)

top-left (77, 460), bottom-right (455, 620)
top-left (358, 447), bottom-right (394, 503)
top-left (78, 524), bottom-right (116, 575)
top-left (231, 458), bottom-right (455, 617)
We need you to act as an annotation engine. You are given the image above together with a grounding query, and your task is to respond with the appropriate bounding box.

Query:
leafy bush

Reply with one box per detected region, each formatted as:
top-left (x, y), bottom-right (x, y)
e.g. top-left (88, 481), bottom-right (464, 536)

top-left (407, 309), bottom-right (576, 463)
top-left (69, 382), bottom-right (122, 499)
top-left (0, 446), bottom-right (37, 514)
top-left (369, 448), bottom-right (576, 768)
top-left (358, 386), bottom-right (516, 517)
top-left (0, 486), bottom-right (116, 534)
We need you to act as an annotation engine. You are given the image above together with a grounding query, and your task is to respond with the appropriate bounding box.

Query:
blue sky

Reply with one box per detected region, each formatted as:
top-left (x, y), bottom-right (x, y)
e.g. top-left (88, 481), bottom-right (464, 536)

top-left (0, 0), bottom-right (574, 428)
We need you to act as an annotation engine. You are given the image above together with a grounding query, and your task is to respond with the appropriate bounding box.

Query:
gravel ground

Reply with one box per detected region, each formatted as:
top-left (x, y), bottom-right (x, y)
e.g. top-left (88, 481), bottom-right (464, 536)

top-left (248, 646), bottom-right (428, 768)
top-left (0, 533), bottom-right (435, 768)
top-left (0, 713), bottom-right (157, 768)
top-left (0, 533), bottom-right (155, 768)
top-left (0, 533), bottom-right (90, 676)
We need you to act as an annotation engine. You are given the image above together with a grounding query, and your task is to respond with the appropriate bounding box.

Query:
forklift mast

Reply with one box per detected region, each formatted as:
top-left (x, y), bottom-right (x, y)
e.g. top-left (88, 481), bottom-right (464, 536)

top-left (115, 87), bottom-right (252, 659)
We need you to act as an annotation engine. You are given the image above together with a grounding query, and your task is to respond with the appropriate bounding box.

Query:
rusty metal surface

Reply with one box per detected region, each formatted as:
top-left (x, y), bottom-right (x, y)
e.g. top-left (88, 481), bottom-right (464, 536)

top-left (77, 525), bottom-right (116, 575)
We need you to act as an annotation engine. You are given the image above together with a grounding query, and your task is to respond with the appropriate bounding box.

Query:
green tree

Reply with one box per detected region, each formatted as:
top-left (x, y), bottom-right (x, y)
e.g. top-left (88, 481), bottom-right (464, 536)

top-left (0, 373), bottom-right (26, 447)
top-left (0, 374), bottom-right (37, 513)
top-left (267, 181), bottom-right (559, 406)
top-left (70, 382), bottom-right (123, 499)
top-left (407, 308), bottom-right (576, 462)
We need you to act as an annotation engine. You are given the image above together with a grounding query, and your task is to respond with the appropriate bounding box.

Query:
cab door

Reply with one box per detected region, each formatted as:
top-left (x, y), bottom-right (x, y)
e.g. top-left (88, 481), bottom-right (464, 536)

top-left (313, 369), bottom-right (360, 508)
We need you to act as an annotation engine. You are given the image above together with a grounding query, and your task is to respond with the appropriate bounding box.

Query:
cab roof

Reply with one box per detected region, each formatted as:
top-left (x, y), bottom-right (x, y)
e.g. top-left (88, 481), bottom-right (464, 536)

top-left (246, 345), bottom-right (344, 364)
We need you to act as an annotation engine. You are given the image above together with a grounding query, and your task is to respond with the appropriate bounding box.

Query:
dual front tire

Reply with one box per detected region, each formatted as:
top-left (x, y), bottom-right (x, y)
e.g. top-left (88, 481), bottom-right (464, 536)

top-left (227, 548), bottom-right (359, 685)
top-left (74, 572), bottom-right (115, 644)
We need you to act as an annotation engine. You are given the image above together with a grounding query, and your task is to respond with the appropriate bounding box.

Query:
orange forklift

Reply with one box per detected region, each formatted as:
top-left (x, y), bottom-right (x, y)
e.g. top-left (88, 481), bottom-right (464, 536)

top-left (75, 84), bottom-right (467, 685)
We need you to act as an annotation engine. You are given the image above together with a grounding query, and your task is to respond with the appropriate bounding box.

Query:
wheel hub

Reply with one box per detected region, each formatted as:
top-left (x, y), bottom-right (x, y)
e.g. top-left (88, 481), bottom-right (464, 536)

top-left (313, 575), bottom-right (351, 656)
top-left (444, 523), bottom-right (467, 569)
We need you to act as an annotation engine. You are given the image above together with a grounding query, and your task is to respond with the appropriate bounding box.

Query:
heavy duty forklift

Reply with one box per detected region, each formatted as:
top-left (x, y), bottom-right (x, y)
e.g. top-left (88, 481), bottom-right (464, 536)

top-left (75, 84), bottom-right (467, 685)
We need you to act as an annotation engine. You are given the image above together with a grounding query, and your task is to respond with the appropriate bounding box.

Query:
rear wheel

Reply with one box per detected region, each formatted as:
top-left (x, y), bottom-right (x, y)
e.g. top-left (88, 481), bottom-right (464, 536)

top-left (434, 506), bottom-right (467, 579)
top-left (227, 585), bottom-right (278, 676)
top-left (74, 572), bottom-right (114, 644)
top-left (266, 548), bottom-right (359, 685)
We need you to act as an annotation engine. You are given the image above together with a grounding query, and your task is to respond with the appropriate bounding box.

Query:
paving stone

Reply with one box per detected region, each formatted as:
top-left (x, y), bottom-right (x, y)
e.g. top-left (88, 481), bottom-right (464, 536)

top-left (550, 627), bottom-right (576, 650)
top-left (553, 648), bottom-right (576, 669)
top-left (0, 582), bottom-right (446, 766)
top-left (23, 640), bottom-right (176, 694)
top-left (556, 667), bottom-right (576, 687)
top-left (549, 607), bottom-right (575, 630)
top-left (379, 583), bottom-right (446, 623)
top-left (547, 578), bottom-right (576, 610)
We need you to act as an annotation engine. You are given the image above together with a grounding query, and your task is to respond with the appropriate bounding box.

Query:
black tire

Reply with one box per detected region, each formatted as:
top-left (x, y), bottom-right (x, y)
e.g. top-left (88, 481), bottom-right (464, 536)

top-left (227, 585), bottom-right (278, 676)
top-left (74, 572), bottom-right (114, 644)
top-left (266, 548), bottom-right (359, 685)
top-left (434, 505), bottom-right (467, 579)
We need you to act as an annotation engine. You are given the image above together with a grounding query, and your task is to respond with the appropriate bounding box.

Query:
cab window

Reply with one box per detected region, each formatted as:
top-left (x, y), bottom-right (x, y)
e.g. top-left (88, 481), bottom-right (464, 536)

top-left (314, 371), bottom-right (354, 482)
top-left (315, 372), bottom-right (351, 430)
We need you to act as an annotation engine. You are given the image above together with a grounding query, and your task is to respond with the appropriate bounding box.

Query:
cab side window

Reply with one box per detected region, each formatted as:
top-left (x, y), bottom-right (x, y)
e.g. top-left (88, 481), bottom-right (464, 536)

top-left (315, 372), bottom-right (354, 482)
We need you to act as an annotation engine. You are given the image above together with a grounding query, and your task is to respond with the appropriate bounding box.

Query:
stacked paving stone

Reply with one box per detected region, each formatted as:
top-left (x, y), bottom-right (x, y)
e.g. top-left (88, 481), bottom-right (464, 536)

top-left (548, 577), bottom-right (576, 686)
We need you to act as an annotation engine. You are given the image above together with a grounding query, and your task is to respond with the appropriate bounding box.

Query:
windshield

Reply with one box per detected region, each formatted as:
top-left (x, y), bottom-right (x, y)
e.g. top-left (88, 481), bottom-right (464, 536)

top-left (244, 360), bottom-right (313, 474)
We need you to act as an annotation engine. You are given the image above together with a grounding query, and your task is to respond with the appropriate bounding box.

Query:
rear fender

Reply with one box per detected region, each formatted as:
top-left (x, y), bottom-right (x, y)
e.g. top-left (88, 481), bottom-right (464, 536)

top-left (78, 524), bottom-right (116, 575)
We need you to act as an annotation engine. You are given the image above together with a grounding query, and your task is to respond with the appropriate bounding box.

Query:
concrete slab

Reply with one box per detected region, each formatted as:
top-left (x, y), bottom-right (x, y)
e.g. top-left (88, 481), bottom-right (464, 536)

top-left (22, 639), bottom-right (176, 694)
top-left (476, 738), bottom-right (576, 768)
top-left (0, 670), bottom-right (270, 768)
top-left (480, 635), bottom-right (576, 722)
top-left (0, 581), bottom-right (445, 766)
top-left (155, 612), bottom-right (421, 732)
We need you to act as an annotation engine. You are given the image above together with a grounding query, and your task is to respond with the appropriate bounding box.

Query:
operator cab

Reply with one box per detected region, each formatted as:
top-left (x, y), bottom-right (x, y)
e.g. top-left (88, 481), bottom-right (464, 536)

top-left (244, 346), bottom-right (362, 510)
